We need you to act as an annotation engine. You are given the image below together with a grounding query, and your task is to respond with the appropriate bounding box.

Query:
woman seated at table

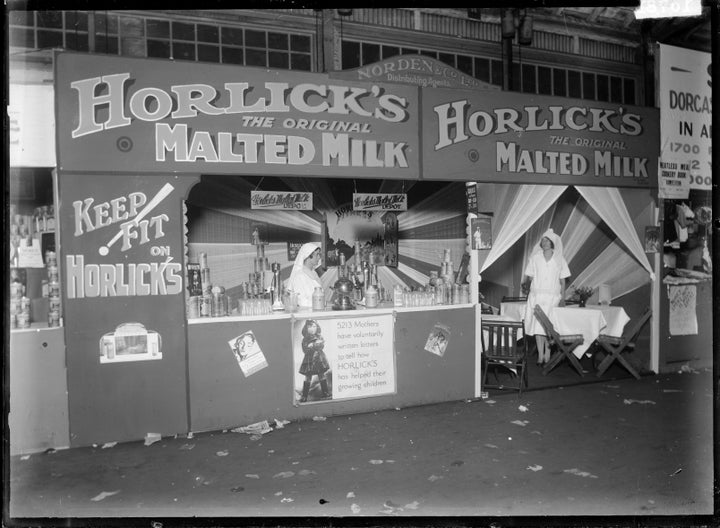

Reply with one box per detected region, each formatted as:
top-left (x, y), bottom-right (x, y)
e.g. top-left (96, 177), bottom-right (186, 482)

top-left (285, 242), bottom-right (323, 308)
top-left (523, 229), bottom-right (570, 365)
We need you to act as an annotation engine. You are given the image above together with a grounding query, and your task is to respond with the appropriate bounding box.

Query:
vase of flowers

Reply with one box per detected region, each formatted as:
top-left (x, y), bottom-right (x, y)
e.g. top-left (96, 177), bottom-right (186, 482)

top-left (571, 286), bottom-right (594, 308)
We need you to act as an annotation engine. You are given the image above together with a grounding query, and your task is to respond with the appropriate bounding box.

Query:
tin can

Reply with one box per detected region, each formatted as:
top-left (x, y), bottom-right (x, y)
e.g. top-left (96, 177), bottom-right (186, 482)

top-left (47, 265), bottom-right (59, 281)
top-left (16, 312), bottom-right (30, 329)
top-left (48, 280), bottom-right (61, 297)
top-left (45, 251), bottom-right (57, 267)
top-left (9, 299), bottom-right (20, 315)
top-left (20, 296), bottom-right (31, 312)
top-left (106, 340), bottom-right (115, 359)
top-left (49, 295), bottom-right (62, 312)
top-left (187, 295), bottom-right (201, 319)
top-left (48, 310), bottom-right (61, 327)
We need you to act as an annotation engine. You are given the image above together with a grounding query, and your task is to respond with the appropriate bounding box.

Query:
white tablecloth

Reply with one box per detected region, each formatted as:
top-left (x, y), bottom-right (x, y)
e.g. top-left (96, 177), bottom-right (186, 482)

top-left (547, 305), bottom-right (629, 358)
top-left (500, 302), bottom-right (526, 322)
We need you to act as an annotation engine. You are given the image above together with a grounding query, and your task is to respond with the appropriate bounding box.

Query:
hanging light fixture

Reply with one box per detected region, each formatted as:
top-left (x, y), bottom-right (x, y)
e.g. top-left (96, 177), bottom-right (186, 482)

top-left (501, 9), bottom-right (516, 38)
top-left (518, 10), bottom-right (534, 46)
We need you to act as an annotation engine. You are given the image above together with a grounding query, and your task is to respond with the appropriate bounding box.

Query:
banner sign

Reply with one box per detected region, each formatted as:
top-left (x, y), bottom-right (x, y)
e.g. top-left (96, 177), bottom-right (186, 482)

top-left (331, 54), bottom-right (499, 91)
top-left (422, 89), bottom-right (659, 187)
top-left (291, 313), bottom-right (395, 404)
top-left (352, 193), bottom-right (407, 211)
top-left (54, 52), bottom-right (419, 179)
top-left (658, 44), bottom-right (711, 190)
top-left (251, 191), bottom-right (313, 210)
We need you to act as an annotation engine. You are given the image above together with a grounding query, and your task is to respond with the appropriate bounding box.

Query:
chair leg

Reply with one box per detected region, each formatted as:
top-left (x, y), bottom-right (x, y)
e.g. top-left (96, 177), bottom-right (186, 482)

top-left (542, 351), bottom-right (563, 375)
top-left (567, 353), bottom-right (585, 377)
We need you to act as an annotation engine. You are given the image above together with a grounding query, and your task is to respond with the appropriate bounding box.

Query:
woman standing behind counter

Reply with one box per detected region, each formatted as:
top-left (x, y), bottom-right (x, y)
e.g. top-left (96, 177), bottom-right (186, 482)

top-left (285, 242), bottom-right (323, 308)
top-left (523, 229), bottom-right (570, 365)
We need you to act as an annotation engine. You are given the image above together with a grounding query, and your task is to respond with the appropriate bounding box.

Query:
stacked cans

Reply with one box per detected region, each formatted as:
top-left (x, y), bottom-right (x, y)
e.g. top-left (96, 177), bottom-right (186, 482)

top-left (46, 251), bottom-right (62, 327)
top-left (9, 270), bottom-right (27, 329)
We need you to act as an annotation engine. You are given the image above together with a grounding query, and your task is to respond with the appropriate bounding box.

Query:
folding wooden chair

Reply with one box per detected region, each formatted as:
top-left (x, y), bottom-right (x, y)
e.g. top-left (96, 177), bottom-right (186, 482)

top-left (533, 305), bottom-right (585, 377)
top-left (481, 320), bottom-right (527, 396)
top-left (596, 307), bottom-right (651, 380)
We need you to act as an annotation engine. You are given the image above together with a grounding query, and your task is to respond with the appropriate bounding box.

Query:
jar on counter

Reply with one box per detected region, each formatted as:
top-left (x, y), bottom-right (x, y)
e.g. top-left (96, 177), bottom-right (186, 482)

top-left (212, 286), bottom-right (227, 317)
top-left (393, 284), bottom-right (404, 307)
top-left (312, 286), bottom-right (325, 311)
top-left (365, 285), bottom-right (378, 308)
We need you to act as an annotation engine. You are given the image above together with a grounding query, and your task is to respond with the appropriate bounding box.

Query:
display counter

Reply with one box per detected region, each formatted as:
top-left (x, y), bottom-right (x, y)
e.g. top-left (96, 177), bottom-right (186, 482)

top-left (187, 303), bottom-right (477, 433)
top-left (9, 325), bottom-right (69, 455)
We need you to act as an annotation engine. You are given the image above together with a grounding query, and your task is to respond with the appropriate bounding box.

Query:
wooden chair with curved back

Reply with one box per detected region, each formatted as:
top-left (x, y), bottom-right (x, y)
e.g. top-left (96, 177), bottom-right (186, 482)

top-left (533, 305), bottom-right (585, 377)
top-left (481, 319), bottom-right (527, 396)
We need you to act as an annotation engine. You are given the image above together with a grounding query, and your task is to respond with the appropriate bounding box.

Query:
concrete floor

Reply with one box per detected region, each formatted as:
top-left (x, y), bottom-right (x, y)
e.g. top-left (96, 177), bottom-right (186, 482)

top-left (8, 366), bottom-right (714, 521)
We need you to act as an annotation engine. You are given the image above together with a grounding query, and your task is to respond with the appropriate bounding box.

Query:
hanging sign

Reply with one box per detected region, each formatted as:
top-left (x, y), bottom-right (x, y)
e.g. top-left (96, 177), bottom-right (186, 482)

top-left (658, 44), bottom-right (711, 190)
top-left (352, 193), bottom-right (407, 211)
top-left (657, 159), bottom-right (690, 199)
top-left (251, 191), bottom-right (313, 210)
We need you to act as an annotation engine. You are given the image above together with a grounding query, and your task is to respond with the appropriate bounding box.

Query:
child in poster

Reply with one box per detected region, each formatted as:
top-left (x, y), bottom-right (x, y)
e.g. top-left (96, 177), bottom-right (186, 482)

top-left (298, 319), bottom-right (331, 402)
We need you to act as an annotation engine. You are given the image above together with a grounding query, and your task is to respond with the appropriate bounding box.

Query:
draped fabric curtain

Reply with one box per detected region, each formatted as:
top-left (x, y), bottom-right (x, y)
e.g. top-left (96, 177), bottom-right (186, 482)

top-left (575, 186), bottom-right (655, 280)
top-left (480, 185), bottom-right (568, 273)
top-left (561, 200), bottom-right (602, 263)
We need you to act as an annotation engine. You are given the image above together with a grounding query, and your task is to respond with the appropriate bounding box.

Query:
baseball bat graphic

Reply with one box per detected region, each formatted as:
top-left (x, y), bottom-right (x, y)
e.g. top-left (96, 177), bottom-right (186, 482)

top-left (98, 183), bottom-right (175, 256)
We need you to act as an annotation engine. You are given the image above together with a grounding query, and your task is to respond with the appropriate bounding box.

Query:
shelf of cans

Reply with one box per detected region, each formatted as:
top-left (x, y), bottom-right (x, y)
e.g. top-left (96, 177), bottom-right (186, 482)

top-left (10, 250), bottom-right (61, 329)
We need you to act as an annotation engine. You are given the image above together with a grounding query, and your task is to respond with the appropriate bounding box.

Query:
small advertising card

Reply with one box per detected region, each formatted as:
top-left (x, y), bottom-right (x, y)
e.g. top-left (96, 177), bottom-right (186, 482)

top-left (424, 323), bottom-right (451, 357)
top-left (229, 331), bottom-right (268, 377)
top-left (471, 216), bottom-right (492, 250)
top-left (644, 226), bottom-right (660, 253)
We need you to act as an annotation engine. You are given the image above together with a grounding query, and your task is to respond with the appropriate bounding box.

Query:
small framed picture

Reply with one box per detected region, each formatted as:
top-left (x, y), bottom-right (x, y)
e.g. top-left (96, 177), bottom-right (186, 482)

top-left (471, 216), bottom-right (492, 250)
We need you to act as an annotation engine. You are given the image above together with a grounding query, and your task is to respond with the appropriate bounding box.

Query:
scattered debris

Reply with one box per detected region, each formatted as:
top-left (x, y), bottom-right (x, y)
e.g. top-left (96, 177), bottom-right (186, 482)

top-left (20, 455), bottom-right (30, 461)
top-left (530, 430), bottom-right (542, 435)
top-left (678, 364), bottom-right (699, 374)
top-left (216, 450), bottom-right (229, 457)
top-left (663, 389), bottom-right (683, 393)
top-left (44, 448), bottom-right (56, 454)
top-left (268, 449), bottom-right (275, 454)
top-left (484, 443), bottom-right (498, 449)
top-left (350, 503), bottom-right (361, 514)
top-left (369, 459), bottom-right (384, 465)
top-left (90, 490), bottom-right (120, 501)
top-left (451, 460), bottom-right (464, 467)
top-left (670, 468), bottom-right (683, 477)
top-left (405, 501), bottom-right (420, 510)
top-left (623, 399), bottom-right (656, 405)
top-left (319, 498), bottom-right (329, 504)
top-left (249, 434), bottom-right (263, 442)
top-left (230, 486), bottom-right (244, 493)
top-left (101, 442), bottom-right (117, 449)
top-left (480, 391), bottom-right (489, 399)
top-left (384, 500), bottom-right (403, 510)
top-left (232, 420), bottom-right (273, 435)
top-left (274, 419), bottom-right (290, 429)
top-left (346, 492), bottom-right (355, 499)
top-left (186, 432), bottom-right (194, 439)
top-left (144, 433), bottom-right (162, 446)
top-left (245, 474), bottom-right (260, 479)
top-left (395, 407), bottom-right (401, 411)
top-left (428, 475), bottom-right (443, 482)
top-left (281, 497), bottom-right (294, 503)
top-left (563, 468), bottom-right (599, 479)
top-left (526, 465), bottom-right (543, 472)
top-left (312, 416), bottom-right (327, 421)
top-left (298, 469), bottom-right (316, 476)
top-left (274, 491), bottom-right (283, 496)
top-left (385, 460), bottom-right (395, 464)
top-left (518, 405), bottom-right (529, 412)
top-left (511, 420), bottom-right (529, 426)
top-left (179, 444), bottom-right (195, 451)
top-left (484, 399), bottom-right (496, 405)
top-left (273, 471), bottom-right (295, 479)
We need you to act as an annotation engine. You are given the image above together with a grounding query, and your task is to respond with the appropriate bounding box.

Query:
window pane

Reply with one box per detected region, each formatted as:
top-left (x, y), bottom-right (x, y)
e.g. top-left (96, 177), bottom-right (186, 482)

top-left (198, 44), bottom-right (219, 62)
top-left (245, 29), bottom-right (266, 48)
top-left (553, 68), bottom-right (567, 97)
top-left (10, 27), bottom-right (34, 48)
top-left (147, 39), bottom-right (171, 59)
top-left (382, 45), bottom-right (400, 59)
top-left (290, 34), bottom-right (310, 53)
top-left (65, 32), bottom-right (89, 52)
top-left (65, 11), bottom-right (88, 31)
top-left (420, 49), bottom-right (437, 58)
top-left (95, 34), bottom-right (119, 54)
top-left (623, 78), bottom-right (636, 105)
top-left (512, 62), bottom-right (521, 91)
top-left (173, 41), bottom-right (195, 61)
top-left (597, 74), bottom-right (609, 102)
top-left (197, 24), bottom-right (218, 43)
top-left (291, 52), bottom-right (311, 71)
top-left (401, 47), bottom-right (419, 55)
top-left (361, 42), bottom-right (380, 65)
top-left (37, 11), bottom-right (62, 28)
top-left (438, 52), bottom-right (455, 67)
top-left (268, 32), bottom-right (288, 50)
top-left (221, 26), bottom-right (243, 46)
top-left (538, 66), bottom-right (552, 95)
top-left (222, 46), bottom-right (244, 65)
top-left (9, 10), bottom-right (32, 26)
top-left (457, 55), bottom-right (472, 75)
top-left (568, 70), bottom-right (581, 98)
top-left (474, 57), bottom-right (490, 82)
top-left (582, 72), bottom-right (595, 100)
top-left (342, 40), bottom-right (360, 69)
top-left (172, 21), bottom-right (195, 41)
top-left (610, 76), bottom-right (623, 103)
top-left (522, 64), bottom-right (536, 93)
top-left (95, 13), bottom-right (118, 34)
top-left (147, 19), bottom-right (169, 39)
top-left (491, 59), bottom-right (503, 86)
top-left (245, 48), bottom-right (266, 67)
top-left (37, 30), bottom-right (63, 48)
top-left (269, 51), bottom-right (289, 69)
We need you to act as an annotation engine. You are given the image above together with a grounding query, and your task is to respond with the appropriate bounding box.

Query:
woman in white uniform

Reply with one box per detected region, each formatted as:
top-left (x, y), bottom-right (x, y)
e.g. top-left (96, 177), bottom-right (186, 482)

top-left (523, 229), bottom-right (570, 365)
top-left (285, 242), bottom-right (323, 308)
